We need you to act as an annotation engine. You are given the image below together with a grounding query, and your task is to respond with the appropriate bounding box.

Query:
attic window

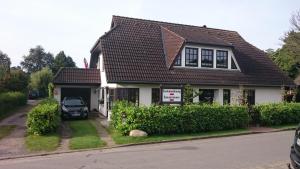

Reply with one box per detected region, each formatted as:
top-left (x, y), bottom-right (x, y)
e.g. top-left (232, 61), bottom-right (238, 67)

top-left (201, 49), bottom-right (213, 68)
top-left (185, 48), bottom-right (198, 67)
top-left (231, 58), bottom-right (237, 69)
top-left (174, 55), bottom-right (181, 66)
top-left (216, 50), bottom-right (228, 68)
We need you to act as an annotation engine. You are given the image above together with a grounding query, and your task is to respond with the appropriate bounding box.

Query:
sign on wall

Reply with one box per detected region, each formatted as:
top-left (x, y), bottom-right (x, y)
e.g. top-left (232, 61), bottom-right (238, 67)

top-left (160, 85), bottom-right (183, 105)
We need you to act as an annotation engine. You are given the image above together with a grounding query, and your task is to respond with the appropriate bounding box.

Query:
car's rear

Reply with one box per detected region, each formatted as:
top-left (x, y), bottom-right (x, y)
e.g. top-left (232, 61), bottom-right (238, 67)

top-left (290, 125), bottom-right (300, 169)
top-left (61, 97), bottom-right (89, 119)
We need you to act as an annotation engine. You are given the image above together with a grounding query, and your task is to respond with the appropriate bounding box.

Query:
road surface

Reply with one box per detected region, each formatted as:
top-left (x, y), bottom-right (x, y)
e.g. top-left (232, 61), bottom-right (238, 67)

top-left (0, 131), bottom-right (294, 169)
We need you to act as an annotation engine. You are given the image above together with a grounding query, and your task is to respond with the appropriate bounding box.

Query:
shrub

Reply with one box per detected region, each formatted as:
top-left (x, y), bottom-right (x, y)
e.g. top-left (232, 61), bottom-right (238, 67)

top-left (254, 103), bottom-right (300, 126)
top-left (0, 92), bottom-right (27, 116)
top-left (111, 101), bottom-right (249, 135)
top-left (26, 98), bottom-right (60, 135)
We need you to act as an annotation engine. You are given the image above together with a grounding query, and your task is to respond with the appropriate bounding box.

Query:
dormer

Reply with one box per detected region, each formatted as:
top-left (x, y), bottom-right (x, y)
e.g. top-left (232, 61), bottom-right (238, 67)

top-left (173, 45), bottom-right (240, 71)
top-left (161, 26), bottom-right (240, 71)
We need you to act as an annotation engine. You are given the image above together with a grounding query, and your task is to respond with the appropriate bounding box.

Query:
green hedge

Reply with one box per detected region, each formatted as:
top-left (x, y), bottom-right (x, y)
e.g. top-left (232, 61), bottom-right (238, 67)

top-left (254, 103), bottom-right (300, 126)
top-left (111, 101), bottom-right (250, 135)
top-left (0, 92), bottom-right (27, 117)
top-left (26, 98), bottom-right (60, 135)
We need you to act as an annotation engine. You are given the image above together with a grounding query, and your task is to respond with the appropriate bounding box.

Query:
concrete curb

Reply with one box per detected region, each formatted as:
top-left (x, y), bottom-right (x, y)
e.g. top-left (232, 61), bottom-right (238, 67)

top-left (0, 127), bottom-right (296, 161)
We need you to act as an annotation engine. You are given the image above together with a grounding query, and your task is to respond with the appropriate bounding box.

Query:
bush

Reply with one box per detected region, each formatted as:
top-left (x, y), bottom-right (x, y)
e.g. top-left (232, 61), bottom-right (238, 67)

top-left (26, 98), bottom-right (60, 135)
top-left (0, 92), bottom-right (27, 117)
top-left (254, 103), bottom-right (300, 126)
top-left (111, 101), bottom-right (250, 135)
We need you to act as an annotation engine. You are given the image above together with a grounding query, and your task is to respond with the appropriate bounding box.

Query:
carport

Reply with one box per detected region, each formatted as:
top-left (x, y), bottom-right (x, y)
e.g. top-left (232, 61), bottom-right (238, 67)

top-left (53, 67), bottom-right (101, 111)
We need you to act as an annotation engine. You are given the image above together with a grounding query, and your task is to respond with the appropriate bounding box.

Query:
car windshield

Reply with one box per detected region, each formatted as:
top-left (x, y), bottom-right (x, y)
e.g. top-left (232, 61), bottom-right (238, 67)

top-left (64, 98), bottom-right (84, 106)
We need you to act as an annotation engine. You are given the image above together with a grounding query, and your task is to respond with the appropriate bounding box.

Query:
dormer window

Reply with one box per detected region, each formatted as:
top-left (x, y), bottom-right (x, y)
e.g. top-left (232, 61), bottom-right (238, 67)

top-left (174, 55), bottom-right (181, 66)
top-left (231, 58), bottom-right (237, 69)
top-left (201, 49), bottom-right (213, 68)
top-left (185, 47), bottom-right (198, 67)
top-left (216, 50), bottom-right (228, 68)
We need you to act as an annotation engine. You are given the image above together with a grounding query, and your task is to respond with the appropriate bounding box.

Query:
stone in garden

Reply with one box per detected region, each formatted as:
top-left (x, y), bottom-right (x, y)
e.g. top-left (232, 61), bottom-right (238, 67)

top-left (129, 129), bottom-right (148, 137)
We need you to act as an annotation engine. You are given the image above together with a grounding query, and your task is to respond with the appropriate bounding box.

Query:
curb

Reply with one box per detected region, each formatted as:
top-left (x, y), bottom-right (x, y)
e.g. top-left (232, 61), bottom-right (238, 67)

top-left (0, 127), bottom-right (296, 161)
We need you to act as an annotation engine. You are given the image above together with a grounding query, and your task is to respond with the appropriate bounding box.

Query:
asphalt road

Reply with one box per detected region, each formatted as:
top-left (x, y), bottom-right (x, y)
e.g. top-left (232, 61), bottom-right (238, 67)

top-left (0, 131), bottom-right (294, 169)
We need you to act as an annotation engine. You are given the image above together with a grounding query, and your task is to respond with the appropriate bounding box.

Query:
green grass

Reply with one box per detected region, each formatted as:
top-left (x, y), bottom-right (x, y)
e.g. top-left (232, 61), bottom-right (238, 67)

top-left (25, 133), bottom-right (60, 152)
top-left (109, 127), bottom-right (250, 145)
top-left (69, 120), bottom-right (106, 150)
top-left (0, 125), bottom-right (16, 140)
top-left (271, 123), bottom-right (298, 130)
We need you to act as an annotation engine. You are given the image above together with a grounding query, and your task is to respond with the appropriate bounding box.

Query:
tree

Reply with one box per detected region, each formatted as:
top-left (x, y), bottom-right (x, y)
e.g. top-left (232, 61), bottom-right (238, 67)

top-left (29, 67), bottom-right (53, 97)
top-left (52, 51), bottom-right (76, 74)
top-left (268, 10), bottom-right (300, 79)
top-left (3, 69), bottom-right (29, 93)
top-left (0, 51), bottom-right (11, 80)
top-left (21, 46), bottom-right (54, 73)
top-left (183, 84), bottom-right (201, 105)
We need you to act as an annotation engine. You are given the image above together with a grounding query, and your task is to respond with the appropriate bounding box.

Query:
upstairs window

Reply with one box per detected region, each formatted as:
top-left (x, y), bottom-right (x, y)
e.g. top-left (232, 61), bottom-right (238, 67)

top-left (174, 55), bottom-right (181, 66)
top-left (201, 49), bottom-right (213, 68)
top-left (185, 48), bottom-right (198, 67)
top-left (231, 58), bottom-right (237, 69)
top-left (216, 50), bottom-right (228, 68)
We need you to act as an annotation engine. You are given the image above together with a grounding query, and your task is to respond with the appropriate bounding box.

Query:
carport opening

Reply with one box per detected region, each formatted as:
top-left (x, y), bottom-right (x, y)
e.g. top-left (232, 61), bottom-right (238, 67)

top-left (61, 88), bottom-right (91, 111)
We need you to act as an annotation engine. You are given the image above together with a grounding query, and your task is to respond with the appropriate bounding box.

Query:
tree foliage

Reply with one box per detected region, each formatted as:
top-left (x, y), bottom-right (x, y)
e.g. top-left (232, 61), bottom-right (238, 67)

top-left (268, 11), bottom-right (300, 79)
top-left (52, 51), bottom-right (76, 74)
top-left (3, 69), bottom-right (29, 93)
top-left (29, 67), bottom-right (53, 97)
top-left (0, 51), bottom-right (11, 80)
top-left (21, 46), bottom-right (54, 74)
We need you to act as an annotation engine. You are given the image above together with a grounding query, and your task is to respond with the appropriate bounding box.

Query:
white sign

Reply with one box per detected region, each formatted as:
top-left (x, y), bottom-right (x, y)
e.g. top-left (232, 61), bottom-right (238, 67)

top-left (162, 89), bottom-right (182, 103)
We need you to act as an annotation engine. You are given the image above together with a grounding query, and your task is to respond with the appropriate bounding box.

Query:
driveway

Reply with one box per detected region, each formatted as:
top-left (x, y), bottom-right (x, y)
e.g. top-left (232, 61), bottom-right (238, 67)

top-left (0, 100), bottom-right (39, 158)
top-left (0, 130), bottom-right (294, 169)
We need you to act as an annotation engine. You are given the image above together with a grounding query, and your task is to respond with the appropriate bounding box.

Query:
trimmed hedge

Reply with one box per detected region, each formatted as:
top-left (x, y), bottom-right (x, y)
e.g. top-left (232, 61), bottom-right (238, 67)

top-left (26, 98), bottom-right (60, 135)
top-left (254, 103), bottom-right (300, 126)
top-left (111, 101), bottom-right (250, 135)
top-left (0, 92), bottom-right (27, 117)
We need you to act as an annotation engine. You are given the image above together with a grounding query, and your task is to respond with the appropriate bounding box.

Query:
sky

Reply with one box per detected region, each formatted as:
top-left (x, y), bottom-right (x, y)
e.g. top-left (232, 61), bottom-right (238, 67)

top-left (1, 0), bottom-right (300, 68)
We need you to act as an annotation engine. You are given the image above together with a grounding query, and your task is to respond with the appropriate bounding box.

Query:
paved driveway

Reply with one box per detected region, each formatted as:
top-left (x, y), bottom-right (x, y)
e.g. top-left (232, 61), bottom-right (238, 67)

top-left (0, 100), bottom-right (39, 158)
top-left (0, 130), bottom-right (294, 169)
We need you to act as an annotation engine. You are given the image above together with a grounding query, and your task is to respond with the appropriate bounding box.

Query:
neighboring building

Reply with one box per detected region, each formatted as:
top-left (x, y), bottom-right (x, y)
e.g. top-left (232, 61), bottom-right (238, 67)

top-left (54, 16), bottom-right (294, 119)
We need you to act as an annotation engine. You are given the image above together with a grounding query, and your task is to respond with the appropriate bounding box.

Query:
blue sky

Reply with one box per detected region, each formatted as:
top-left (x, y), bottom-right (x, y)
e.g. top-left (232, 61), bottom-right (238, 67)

top-left (1, 0), bottom-right (299, 67)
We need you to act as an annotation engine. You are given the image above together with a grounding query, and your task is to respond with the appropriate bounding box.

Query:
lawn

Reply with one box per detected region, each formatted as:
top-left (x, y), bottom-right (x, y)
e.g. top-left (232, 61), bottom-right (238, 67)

top-left (25, 133), bottom-right (60, 152)
top-left (0, 125), bottom-right (16, 140)
top-left (69, 120), bottom-right (106, 150)
top-left (109, 127), bottom-right (250, 145)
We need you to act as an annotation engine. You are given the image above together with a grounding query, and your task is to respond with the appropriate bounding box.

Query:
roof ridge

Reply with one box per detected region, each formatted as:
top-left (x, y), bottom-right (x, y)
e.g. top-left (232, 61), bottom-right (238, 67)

top-left (112, 15), bottom-right (237, 33)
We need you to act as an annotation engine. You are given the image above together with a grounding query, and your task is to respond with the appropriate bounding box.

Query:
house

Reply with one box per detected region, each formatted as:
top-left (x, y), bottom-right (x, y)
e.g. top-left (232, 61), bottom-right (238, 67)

top-left (53, 16), bottom-right (294, 119)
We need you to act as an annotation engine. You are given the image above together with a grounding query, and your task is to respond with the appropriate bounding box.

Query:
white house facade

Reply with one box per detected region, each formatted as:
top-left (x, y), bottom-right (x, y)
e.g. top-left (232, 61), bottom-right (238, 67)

top-left (53, 16), bottom-right (294, 120)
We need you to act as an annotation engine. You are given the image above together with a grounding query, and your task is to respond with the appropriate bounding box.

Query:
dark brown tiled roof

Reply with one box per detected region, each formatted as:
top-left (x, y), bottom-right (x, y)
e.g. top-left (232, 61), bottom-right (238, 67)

top-left (92, 15), bottom-right (294, 87)
top-left (53, 68), bottom-right (100, 85)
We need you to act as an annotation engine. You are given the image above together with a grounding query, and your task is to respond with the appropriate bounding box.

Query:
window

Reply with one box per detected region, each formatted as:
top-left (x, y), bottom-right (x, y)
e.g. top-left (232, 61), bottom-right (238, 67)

top-left (243, 90), bottom-right (255, 105)
top-left (199, 89), bottom-right (215, 104)
top-left (216, 50), bottom-right (228, 68)
top-left (201, 49), bottom-right (214, 68)
top-left (223, 89), bottom-right (231, 105)
top-left (116, 88), bottom-right (139, 105)
top-left (174, 55), bottom-right (181, 66)
top-left (185, 48), bottom-right (198, 67)
top-left (231, 58), bottom-right (237, 69)
top-left (151, 88), bottom-right (160, 104)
